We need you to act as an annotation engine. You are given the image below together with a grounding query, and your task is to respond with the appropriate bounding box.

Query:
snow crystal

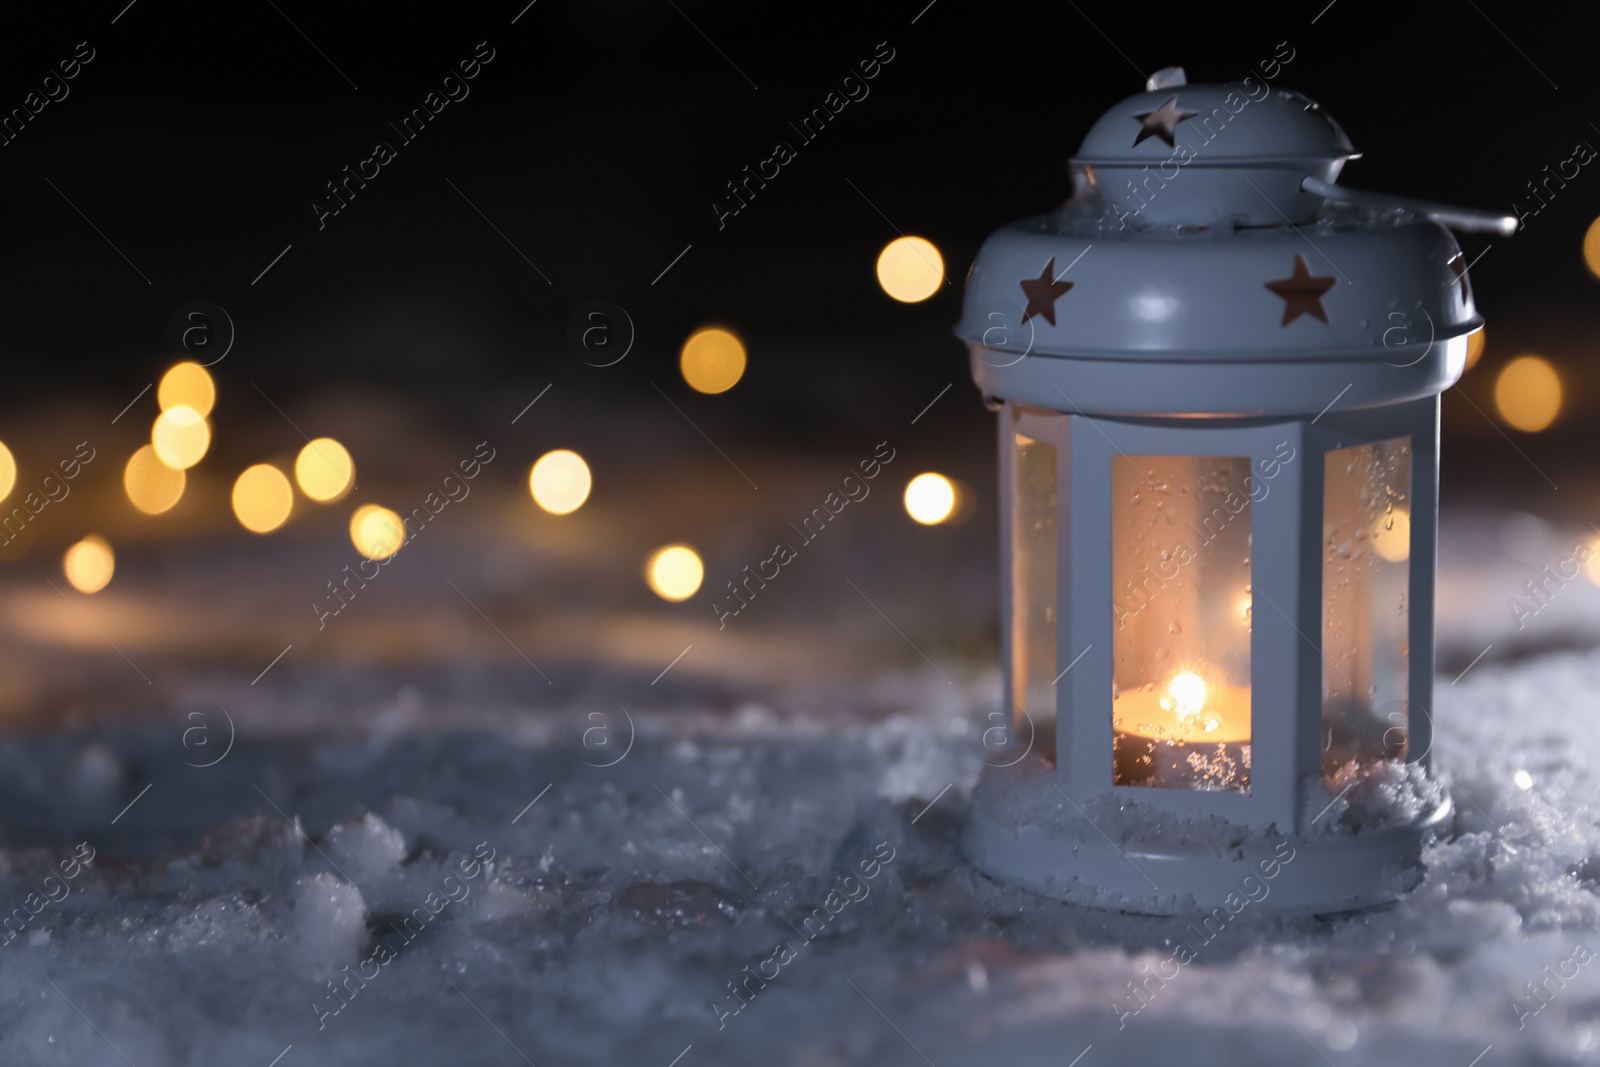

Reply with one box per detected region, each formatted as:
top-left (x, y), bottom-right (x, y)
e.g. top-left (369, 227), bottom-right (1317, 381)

top-left (294, 872), bottom-right (367, 973)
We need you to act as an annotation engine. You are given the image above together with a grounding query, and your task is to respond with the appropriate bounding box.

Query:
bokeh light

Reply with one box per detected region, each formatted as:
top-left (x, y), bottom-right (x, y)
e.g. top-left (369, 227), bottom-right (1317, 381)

top-left (529, 450), bottom-right (592, 515)
top-left (157, 361), bottom-right (216, 417)
top-left (232, 464), bottom-right (294, 534)
top-left (646, 544), bottom-right (703, 601)
top-left (295, 438), bottom-right (355, 503)
top-left (1584, 216), bottom-right (1600, 280)
top-left (904, 473), bottom-right (957, 525)
top-left (1494, 355), bottom-right (1562, 432)
top-left (151, 405), bottom-right (211, 469)
top-left (63, 535), bottom-right (114, 594)
top-left (876, 236), bottom-right (944, 303)
top-left (1588, 537), bottom-right (1600, 585)
top-left (350, 504), bottom-right (405, 560)
top-left (124, 444), bottom-right (186, 515)
top-left (1464, 327), bottom-right (1485, 371)
top-left (1372, 508), bottom-right (1411, 563)
top-left (0, 440), bottom-right (14, 503)
top-left (679, 327), bottom-right (747, 394)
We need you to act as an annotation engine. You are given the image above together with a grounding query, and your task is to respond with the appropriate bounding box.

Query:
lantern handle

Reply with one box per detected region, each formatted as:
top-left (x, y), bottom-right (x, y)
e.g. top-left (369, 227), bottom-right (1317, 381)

top-left (1300, 176), bottom-right (1518, 236)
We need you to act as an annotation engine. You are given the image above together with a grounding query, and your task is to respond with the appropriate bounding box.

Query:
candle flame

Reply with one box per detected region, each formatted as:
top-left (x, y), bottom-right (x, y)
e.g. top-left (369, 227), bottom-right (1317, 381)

top-left (1162, 672), bottom-right (1208, 720)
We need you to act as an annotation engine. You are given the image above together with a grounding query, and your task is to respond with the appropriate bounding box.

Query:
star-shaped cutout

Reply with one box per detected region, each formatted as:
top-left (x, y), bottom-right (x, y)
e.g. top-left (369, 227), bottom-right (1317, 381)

top-left (1020, 258), bottom-right (1074, 325)
top-left (1263, 256), bottom-right (1336, 326)
top-left (1447, 251), bottom-right (1472, 304)
top-left (1131, 96), bottom-right (1198, 148)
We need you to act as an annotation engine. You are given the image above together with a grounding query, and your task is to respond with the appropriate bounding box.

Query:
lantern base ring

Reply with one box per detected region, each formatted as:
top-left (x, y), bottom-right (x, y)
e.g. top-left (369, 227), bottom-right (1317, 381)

top-left (963, 761), bottom-right (1451, 916)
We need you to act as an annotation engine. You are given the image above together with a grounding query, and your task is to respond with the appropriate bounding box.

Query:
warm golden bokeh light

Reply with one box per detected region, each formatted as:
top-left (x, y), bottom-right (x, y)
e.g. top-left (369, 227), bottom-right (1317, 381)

top-left (1494, 355), bottom-right (1562, 432)
top-left (1464, 327), bottom-right (1486, 371)
top-left (1588, 538), bottom-right (1600, 585)
top-left (232, 464), bottom-right (294, 534)
top-left (679, 327), bottom-right (747, 394)
top-left (1372, 508), bottom-right (1411, 563)
top-left (904, 472), bottom-right (957, 525)
top-left (876, 236), bottom-right (945, 303)
top-left (151, 405), bottom-right (211, 469)
top-left (350, 504), bottom-right (405, 560)
top-left (157, 361), bottom-right (216, 417)
top-left (529, 450), bottom-right (592, 515)
top-left (0, 440), bottom-right (14, 503)
top-left (1585, 216), bottom-right (1600, 280)
top-left (63, 535), bottom-right (114, 594)
top-left (646, 544), bottom-right (704, 601)
top-left (295, 438), bottom-right (355, 503)
top-left (124, 444), bottom-right (186, 515)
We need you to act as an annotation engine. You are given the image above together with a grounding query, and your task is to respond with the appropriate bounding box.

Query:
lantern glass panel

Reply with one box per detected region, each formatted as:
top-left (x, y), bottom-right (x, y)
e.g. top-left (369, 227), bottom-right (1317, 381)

top-left (1011, 432), bottom-right (1058, 737)
top-left (1322, 437), bottom-right (1412, 774)
top-left (1111, 455), bottom-right (1253, 792)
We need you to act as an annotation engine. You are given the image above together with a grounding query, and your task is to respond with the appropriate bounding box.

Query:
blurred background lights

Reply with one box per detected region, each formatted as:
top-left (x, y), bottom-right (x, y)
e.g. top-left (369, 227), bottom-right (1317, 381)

top-left (157, 361), bottom-right (216, 417)
top-left (232, 464), bottom-right (294, 534)
top-left (63, 535), bottom-right (114, 594)
top-left (1493, 355), bottom-right (1562, 432)
top-left (295, 438), bottom-right (355, 503)
top-left (646, 544), bottom-right (703, 601)
top-left (904, 472), bottom-right (957, 525)
top-left (529, 449), bottom-right (592, 515)
top-left (679, 327), bottom-right (747, 394)
top-left (350, 504), bottom-right (404, 560)
top-left (1513, 768), bottom-right (1534, 791)
top-left (1464, 327), bottom-right (1485, 371)
top-left (151, 405), bottom-right (210, 469)
top-left (124, 444), bottom-right (186, 515)
top-left (0, 440), bottom-right (14, 502)
top-left (1585, 216), bottom-right (1600, 280)
top-left (876, 236), bottom-right (944, 303)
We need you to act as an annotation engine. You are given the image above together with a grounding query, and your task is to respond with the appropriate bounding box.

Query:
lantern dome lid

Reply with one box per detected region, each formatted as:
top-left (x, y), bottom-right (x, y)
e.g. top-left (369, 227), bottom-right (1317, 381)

top-left (955, 71), bottom-right (1516, 418)
top-left (1071, 78), bottom-right (1356, 169)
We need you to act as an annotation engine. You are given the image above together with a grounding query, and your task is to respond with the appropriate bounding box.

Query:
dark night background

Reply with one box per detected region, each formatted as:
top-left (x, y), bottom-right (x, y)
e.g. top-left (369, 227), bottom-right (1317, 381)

top-left (0, 0), bottom-right (1594, 516)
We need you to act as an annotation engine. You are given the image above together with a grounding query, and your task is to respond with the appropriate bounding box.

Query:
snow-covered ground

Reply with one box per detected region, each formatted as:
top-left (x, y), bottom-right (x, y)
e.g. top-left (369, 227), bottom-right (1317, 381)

top-left (0, 446), bottom-right (1597, 1065)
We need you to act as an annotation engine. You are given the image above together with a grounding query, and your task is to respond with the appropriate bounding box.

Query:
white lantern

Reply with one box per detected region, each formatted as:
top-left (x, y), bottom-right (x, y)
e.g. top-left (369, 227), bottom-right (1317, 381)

top-left (958, 71), bottom-right (1514, 914)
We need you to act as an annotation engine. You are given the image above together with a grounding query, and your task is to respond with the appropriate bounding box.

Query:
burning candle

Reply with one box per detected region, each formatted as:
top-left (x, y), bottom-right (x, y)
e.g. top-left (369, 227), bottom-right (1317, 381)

top-left (1113, 670), bottom-right (1251, 791)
